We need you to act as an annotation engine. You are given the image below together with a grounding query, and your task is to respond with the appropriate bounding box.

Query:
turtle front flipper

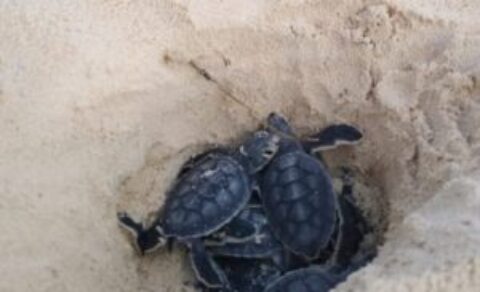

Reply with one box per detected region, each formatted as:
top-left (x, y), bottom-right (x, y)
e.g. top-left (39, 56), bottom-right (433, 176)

top-left (177, 147), bottom-right (229, 178)
top-left (117, 212), bottom-right (166, 255)
top-left (302, 124), bottom-right (363, 153)
top-left (205, 216), bottom-right (257, 246)
top-left (189, 239), bottom-right (229, 289)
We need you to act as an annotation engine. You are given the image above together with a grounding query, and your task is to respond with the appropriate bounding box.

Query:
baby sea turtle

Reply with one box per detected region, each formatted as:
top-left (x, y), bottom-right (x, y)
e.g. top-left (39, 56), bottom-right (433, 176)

top-left (264, 266), bottom-right (339, 292)
top-left (117, 130), bottom-right (280, 289)
top-left (179, 149), bottom-right (259, 245)
top-left (264, 251), bottom-right (375, 292)
top-left (262, 113), bottom-right (362, 260)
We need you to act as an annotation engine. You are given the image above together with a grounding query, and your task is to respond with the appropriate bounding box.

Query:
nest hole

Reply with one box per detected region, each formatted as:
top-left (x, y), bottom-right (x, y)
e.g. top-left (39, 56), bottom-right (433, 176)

top-left (116, 129), bottom-right (392, 291)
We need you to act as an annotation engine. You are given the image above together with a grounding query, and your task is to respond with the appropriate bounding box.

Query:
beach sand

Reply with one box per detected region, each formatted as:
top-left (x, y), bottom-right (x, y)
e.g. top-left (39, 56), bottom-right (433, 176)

top-left (1, 1), bottom-right (479, 291)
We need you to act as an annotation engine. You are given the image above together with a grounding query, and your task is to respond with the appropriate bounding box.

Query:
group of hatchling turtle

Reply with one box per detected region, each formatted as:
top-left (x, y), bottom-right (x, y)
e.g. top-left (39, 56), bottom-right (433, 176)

top-left (118, 113), bottom-right (377, 292)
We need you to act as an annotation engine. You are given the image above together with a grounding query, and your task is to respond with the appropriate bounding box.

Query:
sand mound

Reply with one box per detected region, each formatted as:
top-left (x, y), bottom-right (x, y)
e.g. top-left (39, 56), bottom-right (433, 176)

top-left (1, 1), bottom-right (479, 291)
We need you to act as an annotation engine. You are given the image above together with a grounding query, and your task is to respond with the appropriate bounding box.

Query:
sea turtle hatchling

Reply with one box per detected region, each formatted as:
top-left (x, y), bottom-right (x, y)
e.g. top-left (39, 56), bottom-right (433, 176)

top-left (117, 130), bottom-right (280, 289)
top-left (266, 169), bottom-right (372, 273)
top-left (264, 266), bottom-right (339, 292)
top-left (178, 148), bottom-right (260, 245)
top-left (262, 113), bottom-right (362, 260)
top-left (264, 242), bottom-right (376, 292)
top-left (263, 256), bottom-right (371, 292)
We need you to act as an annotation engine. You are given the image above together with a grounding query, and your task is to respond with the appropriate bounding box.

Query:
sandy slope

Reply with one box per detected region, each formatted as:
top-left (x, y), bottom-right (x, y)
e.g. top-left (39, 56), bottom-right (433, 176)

top-left (1, 1), bottom-right (479, 291)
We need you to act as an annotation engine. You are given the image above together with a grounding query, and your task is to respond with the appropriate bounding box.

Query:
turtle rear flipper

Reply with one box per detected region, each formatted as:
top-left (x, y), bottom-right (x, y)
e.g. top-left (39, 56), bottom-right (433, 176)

top-left (189, 240), bottom-right (229, 289)
top-left (208, 206), bottom-right (283, 260)
top-left (117, 212), bottom-right (166, 255)
top-left (209, 228), bottom-right (283, 259)
top-left (302, 124), bottom-right (363, 153)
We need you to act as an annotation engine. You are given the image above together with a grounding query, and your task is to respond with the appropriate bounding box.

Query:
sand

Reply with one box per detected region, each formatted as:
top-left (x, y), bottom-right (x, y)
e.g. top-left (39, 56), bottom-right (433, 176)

top-left (1, 0), bottom-right (479, 291)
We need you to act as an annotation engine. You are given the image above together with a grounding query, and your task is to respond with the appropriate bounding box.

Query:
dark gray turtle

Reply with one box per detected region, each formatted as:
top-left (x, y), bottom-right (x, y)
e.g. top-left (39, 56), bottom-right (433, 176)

top-left (261, 113), bottom-right (362, 260)
top-left (260, 169), bottom-right (372, 274)
top-left (206, 205), bottom-right (283, 259)
top-left (178, 148), bottom-right (259, 245)
top-left (264, 253), bottom-right (374, 292)
top-left (264, 266), bottom-right (339, 292)
top-left (117, 130), bottom-right (280, 289)
top-left (262, 169), bottom-right (371, 273)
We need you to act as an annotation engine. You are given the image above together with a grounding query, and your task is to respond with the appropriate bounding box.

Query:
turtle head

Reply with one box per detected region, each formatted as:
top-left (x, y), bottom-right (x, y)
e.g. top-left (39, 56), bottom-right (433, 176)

top-left (266, 112), bottom-right (295, 136)
top-left (240, 130), bottom-right (280, 173)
